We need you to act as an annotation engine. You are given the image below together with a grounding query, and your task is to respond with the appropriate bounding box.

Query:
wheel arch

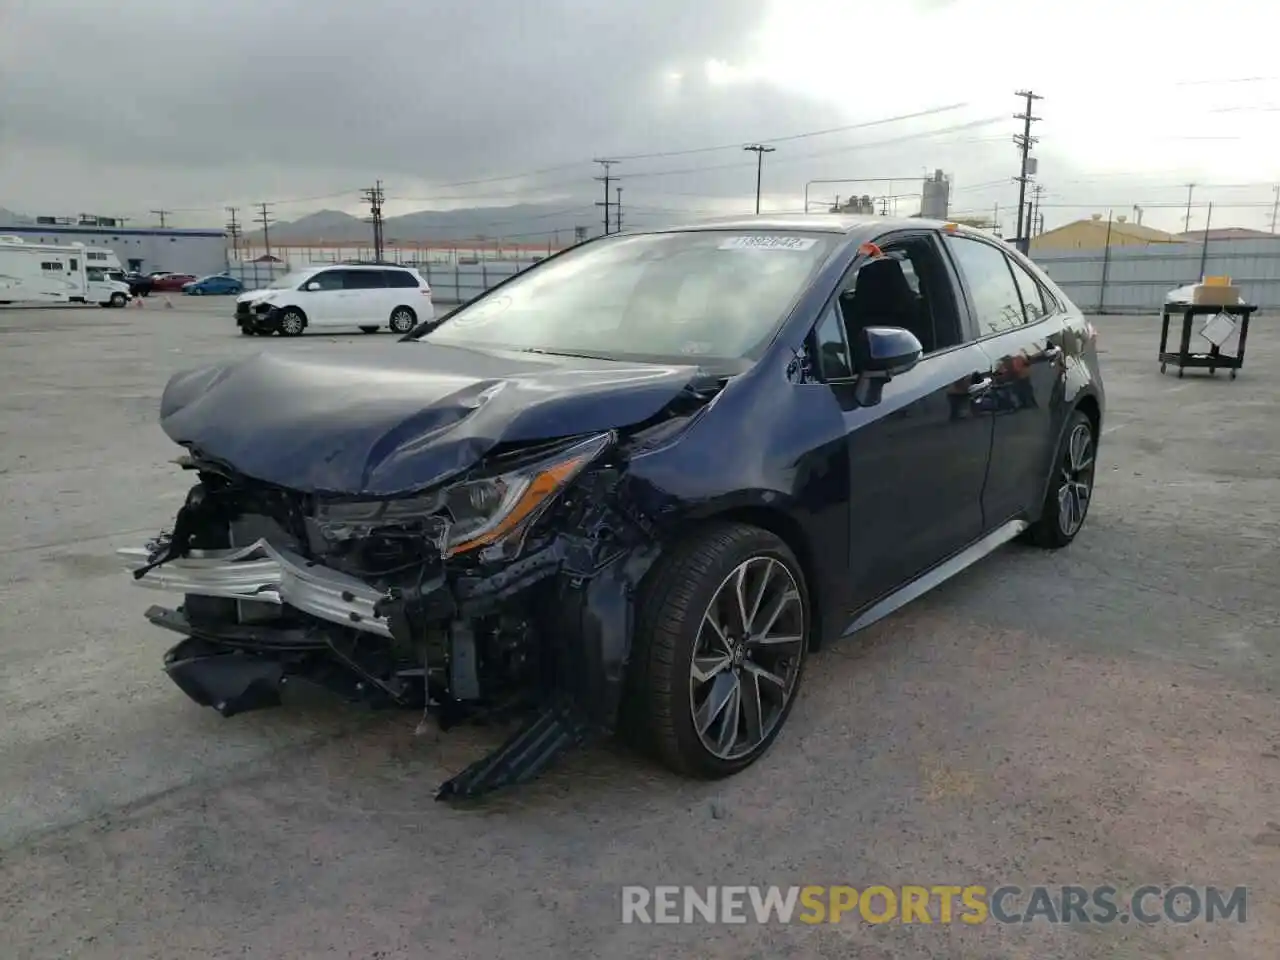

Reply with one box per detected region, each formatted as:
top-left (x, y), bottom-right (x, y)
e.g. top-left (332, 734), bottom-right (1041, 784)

top-left (1073, 392), bottom-right (1101, 436)
top-left (276, 304), bottom-right (308, 328)
top-left (1033, 390), bottom-right (1102, 518)
top-left (672, 504), bottom-right (827, 652)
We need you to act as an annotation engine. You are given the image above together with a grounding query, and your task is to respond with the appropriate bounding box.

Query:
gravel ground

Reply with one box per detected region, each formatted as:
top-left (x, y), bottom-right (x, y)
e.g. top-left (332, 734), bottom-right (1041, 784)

top-left (1, 297), bottom-right (1277, 959)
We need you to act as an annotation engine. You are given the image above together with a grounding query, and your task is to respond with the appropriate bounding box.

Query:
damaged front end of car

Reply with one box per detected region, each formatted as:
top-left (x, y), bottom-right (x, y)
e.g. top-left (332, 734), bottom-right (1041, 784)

top-left (118, 425), bottom-right (680, 800)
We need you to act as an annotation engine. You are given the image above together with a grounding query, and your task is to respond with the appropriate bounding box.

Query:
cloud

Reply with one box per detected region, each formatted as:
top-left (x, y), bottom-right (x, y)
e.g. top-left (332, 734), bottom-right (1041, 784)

top-left (2, 0), bottom-right (1277, 236)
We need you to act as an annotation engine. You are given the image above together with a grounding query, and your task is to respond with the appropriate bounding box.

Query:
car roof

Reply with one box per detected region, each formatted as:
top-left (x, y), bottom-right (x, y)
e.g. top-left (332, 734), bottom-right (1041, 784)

top-left (304, 262), bottom-right (415, 271)
top-left (645, 213), bottom-right (984, 241)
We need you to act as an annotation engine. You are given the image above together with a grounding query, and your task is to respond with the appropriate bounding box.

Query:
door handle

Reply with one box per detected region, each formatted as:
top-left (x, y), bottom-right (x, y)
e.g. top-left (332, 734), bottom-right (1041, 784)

top-left (967, 377), bottom-right (994, 396)
top-left (1044, 345), bottom-right (1064, 360)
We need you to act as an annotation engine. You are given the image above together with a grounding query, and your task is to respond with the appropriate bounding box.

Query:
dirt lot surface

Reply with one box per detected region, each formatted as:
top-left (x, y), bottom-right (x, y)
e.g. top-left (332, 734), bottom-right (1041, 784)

top-left (1, 298), bottom-right (1278, 959)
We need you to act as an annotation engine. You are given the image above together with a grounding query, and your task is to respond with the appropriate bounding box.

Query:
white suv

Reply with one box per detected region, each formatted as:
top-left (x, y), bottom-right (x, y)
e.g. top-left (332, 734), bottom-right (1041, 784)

top-left (235, 264), bottom-right (434, 337)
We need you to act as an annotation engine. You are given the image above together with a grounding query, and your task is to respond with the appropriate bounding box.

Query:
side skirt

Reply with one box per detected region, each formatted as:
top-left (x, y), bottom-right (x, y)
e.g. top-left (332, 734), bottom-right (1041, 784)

top-left (841, 518), bottom-right (1028, 637)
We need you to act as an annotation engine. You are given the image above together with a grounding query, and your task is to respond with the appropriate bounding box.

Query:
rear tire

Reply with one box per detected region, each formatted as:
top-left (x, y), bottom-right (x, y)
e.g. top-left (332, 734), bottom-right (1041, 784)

top-left (277, 309), bottom-right (305, 336)
top-left (1027, 409), bottom-right (1096, 549)
top-left (626, 522), bottom-right (809, 779)
top-left (388, 307), bottom-right (416, 334)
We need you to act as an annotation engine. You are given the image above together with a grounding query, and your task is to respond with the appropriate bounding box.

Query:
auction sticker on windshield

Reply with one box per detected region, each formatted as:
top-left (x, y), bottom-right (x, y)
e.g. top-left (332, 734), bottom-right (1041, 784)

top-left (718, 235), bottom-right (819, 251)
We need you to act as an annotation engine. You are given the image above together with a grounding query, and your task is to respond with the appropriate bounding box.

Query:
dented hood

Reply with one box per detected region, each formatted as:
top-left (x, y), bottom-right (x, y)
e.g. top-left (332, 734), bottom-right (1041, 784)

top-left (158, 342), bottom-right (703, 495)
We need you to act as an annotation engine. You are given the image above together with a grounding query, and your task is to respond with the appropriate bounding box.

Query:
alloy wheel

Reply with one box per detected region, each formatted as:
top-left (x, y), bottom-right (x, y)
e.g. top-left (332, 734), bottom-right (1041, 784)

top-left (688, 556), bottom-right (805, 761)
top-left (280, 312), bottom-right (304, 335)
top-left (390, 309), bottom-right (415, 333)
top-left (1057, 421), bottom-right (1095, 537)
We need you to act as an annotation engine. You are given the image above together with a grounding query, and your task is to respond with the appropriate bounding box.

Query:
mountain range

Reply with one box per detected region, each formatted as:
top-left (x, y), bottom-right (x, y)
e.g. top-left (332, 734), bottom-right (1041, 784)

top-left (0, 202), bottom-right (682, 244)
top-left (245, 203), bottom-right (619, 245)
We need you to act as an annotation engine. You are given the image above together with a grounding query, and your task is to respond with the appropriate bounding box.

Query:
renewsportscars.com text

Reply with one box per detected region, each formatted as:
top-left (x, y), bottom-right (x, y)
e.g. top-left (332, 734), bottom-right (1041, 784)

top-left (620, 885), bottom-right (1247, 925)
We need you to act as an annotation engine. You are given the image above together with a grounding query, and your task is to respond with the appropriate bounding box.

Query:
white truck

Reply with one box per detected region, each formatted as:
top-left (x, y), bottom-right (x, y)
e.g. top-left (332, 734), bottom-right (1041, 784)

top-left (0, 237), bottom-right (132, 307)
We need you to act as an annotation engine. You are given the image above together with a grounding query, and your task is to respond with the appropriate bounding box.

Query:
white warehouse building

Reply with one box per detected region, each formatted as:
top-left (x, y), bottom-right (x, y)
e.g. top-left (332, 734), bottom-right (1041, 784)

top-left (0, 215), bottom-right (227, 276)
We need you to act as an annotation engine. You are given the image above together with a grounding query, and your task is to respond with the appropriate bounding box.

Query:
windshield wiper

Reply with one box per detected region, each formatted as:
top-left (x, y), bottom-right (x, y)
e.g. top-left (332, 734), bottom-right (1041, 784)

top-left (518, 348), bottom-right (609, 361)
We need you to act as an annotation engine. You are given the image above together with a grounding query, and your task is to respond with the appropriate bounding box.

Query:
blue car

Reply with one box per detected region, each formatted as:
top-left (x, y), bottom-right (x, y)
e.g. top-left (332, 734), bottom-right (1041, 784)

top-left (183, 274), bottom-right (244, 296)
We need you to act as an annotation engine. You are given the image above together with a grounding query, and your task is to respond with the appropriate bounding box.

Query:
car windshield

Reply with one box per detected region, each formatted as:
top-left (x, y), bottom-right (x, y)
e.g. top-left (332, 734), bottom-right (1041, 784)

top-left (416, 230), bottom-right (838, 363)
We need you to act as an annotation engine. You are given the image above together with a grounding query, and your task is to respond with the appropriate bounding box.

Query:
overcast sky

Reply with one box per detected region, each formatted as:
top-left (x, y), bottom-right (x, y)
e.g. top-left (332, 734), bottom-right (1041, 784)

top-left (2, 0), bottom-right (1278, 236)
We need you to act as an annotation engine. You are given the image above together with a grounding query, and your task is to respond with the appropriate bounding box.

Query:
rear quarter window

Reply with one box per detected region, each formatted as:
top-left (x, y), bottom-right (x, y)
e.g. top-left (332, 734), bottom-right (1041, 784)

top-left (384, 270), bottom-right (420, 288)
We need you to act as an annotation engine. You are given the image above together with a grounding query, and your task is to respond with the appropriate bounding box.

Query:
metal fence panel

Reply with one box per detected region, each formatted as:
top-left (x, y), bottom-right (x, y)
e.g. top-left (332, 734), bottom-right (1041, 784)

top-left (1033, 238), bottom-right (1280, 313)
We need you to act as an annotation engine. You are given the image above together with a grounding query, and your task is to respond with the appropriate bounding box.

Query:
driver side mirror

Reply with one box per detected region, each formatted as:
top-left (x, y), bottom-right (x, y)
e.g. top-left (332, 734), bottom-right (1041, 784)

top-left (848, 326), bottom-right (923, 406)
top-left (304, 280), bottom-right (322, 291)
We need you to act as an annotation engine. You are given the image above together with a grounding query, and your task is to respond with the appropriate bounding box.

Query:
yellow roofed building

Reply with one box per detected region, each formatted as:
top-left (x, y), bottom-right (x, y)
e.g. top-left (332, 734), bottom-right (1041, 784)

top-left (1030, 215), bottom-right (1181, 252)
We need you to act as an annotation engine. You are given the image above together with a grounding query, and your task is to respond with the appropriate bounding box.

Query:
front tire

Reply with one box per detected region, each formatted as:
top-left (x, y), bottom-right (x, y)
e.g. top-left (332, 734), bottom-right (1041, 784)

top-left (277, 308), bottom-right (305, 336)
top-left (109, 292), bottom-right (127, 307)
top-left (1027, 409), bottom-right (1096, 548)
top-left (359, 325), bottom-right (379, 334)
top-left (628, 522), bottom-right (809, 779)
top-left (388, 306), bottom-right (416, 334)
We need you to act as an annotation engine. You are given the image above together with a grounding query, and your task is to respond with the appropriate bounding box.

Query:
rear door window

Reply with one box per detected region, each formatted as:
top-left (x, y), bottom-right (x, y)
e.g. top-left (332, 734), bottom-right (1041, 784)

top-left (341, 270), bottom-right (387, 290)
top-left (943, 235), bottom-right (1026, 337)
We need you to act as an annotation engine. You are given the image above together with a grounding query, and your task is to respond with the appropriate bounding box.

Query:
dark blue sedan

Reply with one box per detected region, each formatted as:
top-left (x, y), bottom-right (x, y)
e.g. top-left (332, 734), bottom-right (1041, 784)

top-left (183, 274), bottom-right (244, 296)
top-left (121, 215), bottom-right (1105, 799)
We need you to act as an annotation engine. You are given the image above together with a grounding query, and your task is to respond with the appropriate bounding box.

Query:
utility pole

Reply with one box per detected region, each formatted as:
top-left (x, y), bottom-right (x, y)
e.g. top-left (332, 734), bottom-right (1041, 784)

top-left (615, 186), bottom-right (623, 233)
top-left (593, 159), bottom-right (619, 235)
top-left (361, 181), bottom-right (386, 261)
top-left (1013, 90), bottom-right (1043, 253)
top-left (743, 143), bottom-right (776, 215)
top-left (151, 209), bottom-right (170, 229)
top-left (225, 206), bottom-right (242, 259)
top-left (1183, 184), bottom-right (1196, 233)
top-left (255, 202), bottom-right (275, 262)
top-left (1031, 183), bottom-right (1045, 236)
top-left (1271, 185), bottom-right (1279, 233)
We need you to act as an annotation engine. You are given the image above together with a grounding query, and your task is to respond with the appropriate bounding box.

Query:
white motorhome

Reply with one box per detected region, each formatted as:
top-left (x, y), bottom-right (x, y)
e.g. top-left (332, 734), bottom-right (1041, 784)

top-left (0, 237), bottom-right (132, 307)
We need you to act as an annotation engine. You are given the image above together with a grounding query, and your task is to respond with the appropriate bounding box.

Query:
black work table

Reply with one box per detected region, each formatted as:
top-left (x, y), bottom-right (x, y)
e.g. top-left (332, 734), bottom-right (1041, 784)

top-left (1159, 301), bottom-right (1257, 379)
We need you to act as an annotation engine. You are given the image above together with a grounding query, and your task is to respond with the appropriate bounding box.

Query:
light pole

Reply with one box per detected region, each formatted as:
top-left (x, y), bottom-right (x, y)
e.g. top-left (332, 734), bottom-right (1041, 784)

top-left (743, 144), bottom-right (776, 214)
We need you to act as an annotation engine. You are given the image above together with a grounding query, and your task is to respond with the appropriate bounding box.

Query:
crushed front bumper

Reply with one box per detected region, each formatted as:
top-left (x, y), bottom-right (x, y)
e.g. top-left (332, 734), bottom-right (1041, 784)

top-left (117, 538), bottom-right (393, 639)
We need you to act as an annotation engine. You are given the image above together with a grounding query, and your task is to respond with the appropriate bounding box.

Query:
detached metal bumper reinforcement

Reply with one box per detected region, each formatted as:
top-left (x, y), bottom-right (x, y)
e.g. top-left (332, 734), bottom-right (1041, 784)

top-left (118, 538), bottom-right (594, 800)
top-left (117, 538), bottom-right (393, 638)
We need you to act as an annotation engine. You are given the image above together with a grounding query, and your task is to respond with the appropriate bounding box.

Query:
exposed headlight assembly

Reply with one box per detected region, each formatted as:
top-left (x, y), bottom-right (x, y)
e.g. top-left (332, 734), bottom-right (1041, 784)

top-left (315, 432), bottom-right (613, 558)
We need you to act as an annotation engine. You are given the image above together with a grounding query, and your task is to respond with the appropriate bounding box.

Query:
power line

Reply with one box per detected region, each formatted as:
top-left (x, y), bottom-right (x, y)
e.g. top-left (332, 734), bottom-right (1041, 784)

top-left (594, 159), bottom-right (619, 235)
top-left (1012, 89), bottom-right (1043, 253)
top-left (390, 106), bottom-right (986, 203)
top-left (743, 144), bottom-right (776, 215)
top-left (620, 116), bottom-right (1006, 183)
top-left (1175, 75), bottom-right (1280, 85)
top-left (607, 103), bottom-right (971, 161)
top-left (371, 116), bottom-right (1008, 210)
top-left (161, 189), bottom-right (363, 215)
